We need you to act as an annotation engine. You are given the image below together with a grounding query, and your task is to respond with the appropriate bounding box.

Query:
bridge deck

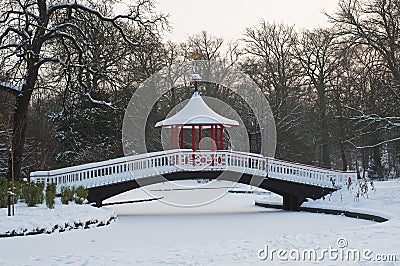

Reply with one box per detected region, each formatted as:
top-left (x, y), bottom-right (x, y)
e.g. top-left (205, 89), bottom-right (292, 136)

top-left (30, 149), bottom-right (356, 193)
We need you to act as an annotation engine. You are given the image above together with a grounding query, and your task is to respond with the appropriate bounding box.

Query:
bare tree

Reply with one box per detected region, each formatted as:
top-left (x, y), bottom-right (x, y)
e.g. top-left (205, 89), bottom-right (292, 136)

top-left (181, 31), bottom-right (242, 96)
top-left (326, 0), bottom-right (400, 177)
top-left (329, 0), bottom-right (400, 84)
top-left (0, 0), bottom-right (166, 180)
top-left (296, 28), bottom-right (340, 168)
top-left (328, 0), bottom-right (400, 149)
top-left (242, 21), bottom-right (308, 161)
top-left (186, 31), bottom-right (223, 61)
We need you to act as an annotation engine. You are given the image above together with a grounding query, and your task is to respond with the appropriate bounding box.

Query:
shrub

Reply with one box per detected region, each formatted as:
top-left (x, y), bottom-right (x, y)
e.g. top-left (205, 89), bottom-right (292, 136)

top-left (61, 186), bottom-right (75, 205)
top-left (0, 178), bottom-right (21, 208)
top-left (21, 181), bottom-right (44, 207)
top-left (45, 183), bottom-right (57, 209)
top-left (13, 181), bottom-right (22, 204)
top-left (74, 186), bottom-right (88, 205)
top-left (0, 179), bottom-right (8, 208)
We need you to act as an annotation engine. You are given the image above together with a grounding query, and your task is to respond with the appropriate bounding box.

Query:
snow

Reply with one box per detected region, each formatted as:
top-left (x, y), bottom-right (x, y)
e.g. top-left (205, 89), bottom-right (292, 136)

top-left (257, 179), bottom-right (400, 220)
top-left (0, 199), bottom-right (116, 236)
top-left (0, 180), bottom-right (399, 265)
top-left (155, 91), bottom-right (239, 128)
top-left (85, 93), bottom-right (115, 109)
top-left (0, 81), bottom-right (22, 93)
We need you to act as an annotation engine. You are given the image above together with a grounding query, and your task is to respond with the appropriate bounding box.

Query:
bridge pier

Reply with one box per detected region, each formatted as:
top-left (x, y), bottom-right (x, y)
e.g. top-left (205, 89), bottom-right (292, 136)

top-left (283, 195), bottom-right (302, 211)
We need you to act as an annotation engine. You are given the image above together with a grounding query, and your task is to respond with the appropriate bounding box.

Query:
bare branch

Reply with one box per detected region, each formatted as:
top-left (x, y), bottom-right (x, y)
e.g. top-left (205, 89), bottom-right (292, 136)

top-left (350, 137), bottom-right (400, 149)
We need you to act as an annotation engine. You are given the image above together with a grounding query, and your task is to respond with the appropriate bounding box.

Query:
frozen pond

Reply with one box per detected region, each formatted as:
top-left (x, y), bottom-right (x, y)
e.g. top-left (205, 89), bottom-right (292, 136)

top-left (0, 181), bottom-right (375, 265)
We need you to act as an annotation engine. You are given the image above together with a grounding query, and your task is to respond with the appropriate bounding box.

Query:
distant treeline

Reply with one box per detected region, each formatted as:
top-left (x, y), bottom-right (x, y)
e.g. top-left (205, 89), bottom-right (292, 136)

top-left (0, 0), bottom-right (399, 180)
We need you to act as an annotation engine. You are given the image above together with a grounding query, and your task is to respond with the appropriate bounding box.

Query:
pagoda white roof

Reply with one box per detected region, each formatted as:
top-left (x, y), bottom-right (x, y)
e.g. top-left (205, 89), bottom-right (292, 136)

top-left (155, 92), bottom-right (239, 128)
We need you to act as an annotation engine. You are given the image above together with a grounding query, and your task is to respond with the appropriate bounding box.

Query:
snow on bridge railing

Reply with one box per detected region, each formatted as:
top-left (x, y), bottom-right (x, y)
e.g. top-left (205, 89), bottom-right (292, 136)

top-left (30, 149), bottom-right (357, 193)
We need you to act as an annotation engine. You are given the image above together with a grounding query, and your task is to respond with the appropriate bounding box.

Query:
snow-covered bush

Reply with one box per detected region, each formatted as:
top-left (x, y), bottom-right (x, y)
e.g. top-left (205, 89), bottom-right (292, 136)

top-left (0, 178), bottom-right (22, 207)
top-left (60, 186), bottom-right (88, 205)
top-left (45, 183), bottom-right (56, 209)
top-left (0, 178), bottom-right (8, 208)
top-left (74, 186), bottom-right (88, 205)
top-left (61, 186), bottom-right (75, 205)
top-left (21, 181), bottom-right (44, 207)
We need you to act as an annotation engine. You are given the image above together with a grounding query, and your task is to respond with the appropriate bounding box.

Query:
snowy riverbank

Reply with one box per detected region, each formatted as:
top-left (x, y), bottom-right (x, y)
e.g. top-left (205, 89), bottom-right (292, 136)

top-left (256, 178), bottom-right (400, 220)
top-left (0, 199), bottom-right (117, 237)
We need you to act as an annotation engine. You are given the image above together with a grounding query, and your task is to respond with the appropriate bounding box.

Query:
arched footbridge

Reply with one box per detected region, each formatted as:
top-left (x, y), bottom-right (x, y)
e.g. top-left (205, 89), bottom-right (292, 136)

top-left (30, 149), bottom-right (356, 210)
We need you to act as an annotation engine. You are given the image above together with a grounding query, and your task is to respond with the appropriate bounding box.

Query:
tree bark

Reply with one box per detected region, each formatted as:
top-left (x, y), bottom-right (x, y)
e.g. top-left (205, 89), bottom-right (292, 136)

top-left (318, 82), bottom-right (331, 168)
top-left (5, 0), bottom-right (48, 180)
top-left (7, 71), bottom-right (36, 180)
top-left (340, 142), bottom-right (348, 171)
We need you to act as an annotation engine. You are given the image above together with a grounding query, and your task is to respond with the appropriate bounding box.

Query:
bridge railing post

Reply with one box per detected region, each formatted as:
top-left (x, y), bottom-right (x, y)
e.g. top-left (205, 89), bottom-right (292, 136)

top-left (178, 152), bottom-right (183, 168)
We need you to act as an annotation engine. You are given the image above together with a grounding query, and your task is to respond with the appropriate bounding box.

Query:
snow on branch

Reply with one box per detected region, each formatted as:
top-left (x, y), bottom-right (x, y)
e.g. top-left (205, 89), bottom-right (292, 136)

top-left (344, 105), bottom-right (400, 149)
top-left (0, 81), bottom-right (21, 95)
top-left (347, 137), bottom-right (400, 150)
top-left (42, 31), bottom-right (84, 54)
top-left (85, 93), bottom-right (116, 110)
top-left (345, 105), bottom-right (400, 128)
top-left (34, 57), bottom-right (67, 68)
top-left (0, 26), bottom-right (26, 41)
top-left (47, 2), bottom-right (147, 47)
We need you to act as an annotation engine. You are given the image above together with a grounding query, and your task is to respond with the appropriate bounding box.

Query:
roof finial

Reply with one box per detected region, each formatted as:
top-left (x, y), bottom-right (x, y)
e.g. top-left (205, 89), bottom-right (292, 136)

top-left (191, 73), bottom-right (202, 93)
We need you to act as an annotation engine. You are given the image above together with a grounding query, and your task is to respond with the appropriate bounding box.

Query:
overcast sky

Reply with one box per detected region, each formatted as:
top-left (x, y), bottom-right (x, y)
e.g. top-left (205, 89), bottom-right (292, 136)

top-left (116, 0), bottom-right (340, 42)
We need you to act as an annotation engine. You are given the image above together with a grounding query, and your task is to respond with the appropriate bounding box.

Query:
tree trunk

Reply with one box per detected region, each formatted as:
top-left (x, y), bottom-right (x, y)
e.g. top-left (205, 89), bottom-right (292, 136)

top-left (372, 146), bottom-right (384, 179)
top-left (8, 93), bottom-right (32, 180)
top-left (340, 142), bottom-right (348, 171)
top-left (6, 0), bottom-right (45, 180)
top-left (7, 67), bottom-right (37, 181)
top-left (362, 146), bottom-right (368, 179)
top-left (318, 83), bottom-right (331, 168)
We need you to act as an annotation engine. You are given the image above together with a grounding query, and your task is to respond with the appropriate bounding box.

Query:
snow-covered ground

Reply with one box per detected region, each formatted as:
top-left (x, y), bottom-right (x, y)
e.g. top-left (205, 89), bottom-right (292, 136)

top-left (255, 179), bottom-right (400, 264)
top-left (303, 179), bottom-right (400, 219)
top-left (257, 178), bottom-right (400, 219)
top-left (0, 179), bottom-right (399, 265)
top-left (0, 198), bottom-right (116, 236)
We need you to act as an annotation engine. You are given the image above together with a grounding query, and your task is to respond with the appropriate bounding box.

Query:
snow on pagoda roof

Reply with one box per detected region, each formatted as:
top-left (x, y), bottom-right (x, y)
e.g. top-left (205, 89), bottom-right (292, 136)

top-left (155, 92), bottom-right (239, 128)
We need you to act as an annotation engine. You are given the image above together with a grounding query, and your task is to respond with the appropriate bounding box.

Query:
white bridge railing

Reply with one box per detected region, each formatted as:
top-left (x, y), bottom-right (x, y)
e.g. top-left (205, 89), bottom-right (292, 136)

top-left (30, 149), bottom-right (357, 193)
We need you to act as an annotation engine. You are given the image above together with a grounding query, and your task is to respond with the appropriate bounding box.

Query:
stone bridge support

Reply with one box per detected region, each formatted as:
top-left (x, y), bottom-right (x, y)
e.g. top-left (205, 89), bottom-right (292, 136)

top-left (283, 195), bottom-right (304, 211)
